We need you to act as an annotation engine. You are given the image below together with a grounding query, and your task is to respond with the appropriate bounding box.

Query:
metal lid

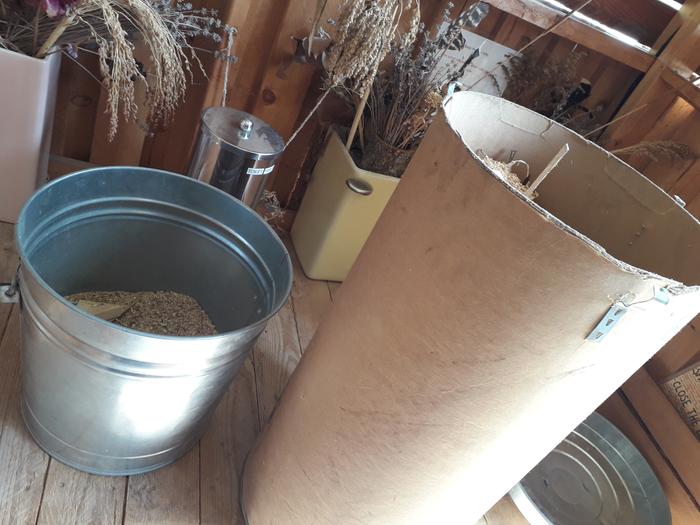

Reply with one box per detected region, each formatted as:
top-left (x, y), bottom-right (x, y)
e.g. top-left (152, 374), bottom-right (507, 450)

top-left (510, 412), bottom-right (670, 525)
top-left (201, 107), bottom-right (285, 160)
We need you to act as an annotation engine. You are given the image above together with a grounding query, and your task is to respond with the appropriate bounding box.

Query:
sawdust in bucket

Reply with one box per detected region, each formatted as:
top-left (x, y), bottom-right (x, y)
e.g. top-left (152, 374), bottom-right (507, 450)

top-left (65, 291), bottom-right (218, 337)
top-left (474, 149), bottom-right (531, 192)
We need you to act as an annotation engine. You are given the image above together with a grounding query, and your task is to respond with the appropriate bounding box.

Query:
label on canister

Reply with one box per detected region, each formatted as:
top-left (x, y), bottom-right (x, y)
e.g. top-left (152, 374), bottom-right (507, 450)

top-left (246, 165), bottom-right (276, 176)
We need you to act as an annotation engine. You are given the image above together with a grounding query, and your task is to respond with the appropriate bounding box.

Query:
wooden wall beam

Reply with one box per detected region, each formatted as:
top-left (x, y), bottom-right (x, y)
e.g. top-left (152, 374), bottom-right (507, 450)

top-left (50, 54), bottom-right (101, 162)
top-left (661, 68), bottom-right (700, 113)
top-left (602, 0), bottom-right (700, 149)
top-left (247, 0), bottom-right (341, 140)
top-left (483, 0), bottom-right (655, 72)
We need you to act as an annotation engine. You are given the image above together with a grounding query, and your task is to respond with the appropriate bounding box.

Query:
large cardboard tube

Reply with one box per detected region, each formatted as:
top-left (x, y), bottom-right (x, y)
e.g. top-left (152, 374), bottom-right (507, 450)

top-left (242, 92), bottom-right (700, 525)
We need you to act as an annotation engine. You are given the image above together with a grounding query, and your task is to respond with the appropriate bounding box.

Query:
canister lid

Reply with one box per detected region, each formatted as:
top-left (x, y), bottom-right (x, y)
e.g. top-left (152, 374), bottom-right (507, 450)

top-left (201, 107), bottom-right (285, 160)
top-left (509, 412), bottom-right (670, 525)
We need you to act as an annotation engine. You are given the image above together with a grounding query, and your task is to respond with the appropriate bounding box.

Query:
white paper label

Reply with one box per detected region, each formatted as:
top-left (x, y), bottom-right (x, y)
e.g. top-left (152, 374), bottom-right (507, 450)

top-left (246, 165), bottom-right (276, 175)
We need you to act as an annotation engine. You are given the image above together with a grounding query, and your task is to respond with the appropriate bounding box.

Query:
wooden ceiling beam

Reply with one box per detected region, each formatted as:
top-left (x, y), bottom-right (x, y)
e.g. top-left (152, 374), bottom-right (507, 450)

top-left (483, 0), bottom-right (655, 72)
top-left (555, 0), bottom-right (676, 48)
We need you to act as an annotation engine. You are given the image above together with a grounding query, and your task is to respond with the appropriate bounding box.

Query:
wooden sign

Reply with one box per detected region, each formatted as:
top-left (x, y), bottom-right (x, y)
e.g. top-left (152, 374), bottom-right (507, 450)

top-left (662, 365), bottom-right (700, 441)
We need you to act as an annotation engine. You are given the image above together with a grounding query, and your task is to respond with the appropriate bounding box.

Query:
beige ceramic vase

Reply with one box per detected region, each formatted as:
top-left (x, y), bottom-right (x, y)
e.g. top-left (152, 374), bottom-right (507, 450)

top-left (291, 130), bottom-right (400, 281)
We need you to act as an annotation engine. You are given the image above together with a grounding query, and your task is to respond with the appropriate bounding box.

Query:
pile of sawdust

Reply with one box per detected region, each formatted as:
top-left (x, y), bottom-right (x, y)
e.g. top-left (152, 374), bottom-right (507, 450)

top-left (66, 291), bottom-right (217, 337)
top-left (476, 150), bottom-right (533, 197)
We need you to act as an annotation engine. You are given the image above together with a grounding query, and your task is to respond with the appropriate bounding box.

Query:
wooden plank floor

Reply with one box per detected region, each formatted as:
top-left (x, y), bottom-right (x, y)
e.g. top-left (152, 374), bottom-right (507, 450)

top-left (2, 219), bottom-right (695, 524)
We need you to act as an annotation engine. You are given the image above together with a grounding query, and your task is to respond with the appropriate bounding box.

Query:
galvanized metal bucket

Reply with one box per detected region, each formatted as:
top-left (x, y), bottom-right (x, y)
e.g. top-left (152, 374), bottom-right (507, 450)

top-left (12, 167), bottom-right (292, 475)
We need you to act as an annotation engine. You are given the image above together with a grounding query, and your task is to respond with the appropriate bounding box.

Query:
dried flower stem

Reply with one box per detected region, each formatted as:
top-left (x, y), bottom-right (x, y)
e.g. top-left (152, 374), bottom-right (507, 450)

top-left (357, 0), bottom-right (472, 175)
top-left (5, 1), bottom-right (231, 138)
top-left (285, 89), bottom-right (331, 149)
top-left (61, 48), bottom-right (102, 84)
top-left (309, 0), bottom-right (329, 56)
top-left (518, 0), bottom-right (593, 55)
top-left (221, 28), bottom-right (235, 106)
top-left (32, 5), bottom-right (40, 54)
top-left (287, 0), bottom-right (407, 151)
top-left (346, 87), bottom-right (370, 149)
top-left (338, 0), bottom-right (403, 150)
top-left (583, 103), bottom-right (649, 138)
top-left (36, 12), bottom-right (76, 58)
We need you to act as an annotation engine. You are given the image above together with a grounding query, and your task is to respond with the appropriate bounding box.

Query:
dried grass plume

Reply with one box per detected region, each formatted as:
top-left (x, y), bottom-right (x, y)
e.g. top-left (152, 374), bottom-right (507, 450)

top-left (324, 0), bottom-right (405, 94)
top-left (74, 0), bottom-right (190, 138)
top-left (612, 141), bottom-right (696, 164)
top-left (2, 0), bottom-right (229, 139)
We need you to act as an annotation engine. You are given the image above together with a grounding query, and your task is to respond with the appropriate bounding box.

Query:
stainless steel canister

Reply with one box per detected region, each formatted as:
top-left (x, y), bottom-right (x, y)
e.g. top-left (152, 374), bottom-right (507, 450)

top-left (188, 107), bottom-right (285, 208)
top-left (14, 167), bottom-right (292, 475)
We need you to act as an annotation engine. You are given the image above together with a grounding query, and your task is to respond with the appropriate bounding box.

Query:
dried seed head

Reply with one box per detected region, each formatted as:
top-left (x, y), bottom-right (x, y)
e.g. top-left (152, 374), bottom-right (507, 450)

top-left (360, 3), bottom-right (491, 174)
top-left (613, 141), bottom-right (696, 163)
top-left (324, 0), bottom-right (405, 94)
top-left (399, 0), bottom-right (420, 51)
top-left (8, 0), bottom-right (232, 138)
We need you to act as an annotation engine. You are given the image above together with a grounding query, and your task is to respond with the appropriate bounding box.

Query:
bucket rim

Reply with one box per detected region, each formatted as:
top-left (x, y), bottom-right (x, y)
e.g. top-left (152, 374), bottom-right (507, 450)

top-left (15, 166), bottom-right (293, 341)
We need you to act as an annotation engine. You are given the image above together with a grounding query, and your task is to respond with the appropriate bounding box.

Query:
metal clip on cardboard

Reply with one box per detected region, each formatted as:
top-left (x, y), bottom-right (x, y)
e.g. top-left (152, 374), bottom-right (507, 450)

top-left (587, 287), bottom-right (672, 342)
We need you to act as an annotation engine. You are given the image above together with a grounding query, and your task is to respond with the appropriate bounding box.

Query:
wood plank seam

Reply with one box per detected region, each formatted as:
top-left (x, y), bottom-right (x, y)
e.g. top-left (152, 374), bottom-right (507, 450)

top-left (0, 305), bottom-right (16, 447)
top-left (288, 295), bottom-right (305, 355)
top-left (198, 443), bottom-right (202, 525)
top-left (0, 307), bottom-right (52, 524)
top-left (33, 458), bottom-right (53, 525)
top-left (120, 478), bottom-right (128, 525)
top-left (0, 307), bottom-right (11, 350)
top-left (619, 390), bottom-right (700, 511)
top-left (249, 356), bottom-right (263, 428)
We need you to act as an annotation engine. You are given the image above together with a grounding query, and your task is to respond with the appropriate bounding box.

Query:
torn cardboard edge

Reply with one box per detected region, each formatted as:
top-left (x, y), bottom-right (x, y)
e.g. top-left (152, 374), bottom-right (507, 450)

top-left (442, 92), bottom-right (700, 297)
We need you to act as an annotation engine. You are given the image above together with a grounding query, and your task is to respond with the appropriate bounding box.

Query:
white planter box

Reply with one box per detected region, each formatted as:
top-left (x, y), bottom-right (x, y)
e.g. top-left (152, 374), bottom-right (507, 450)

top-left (0, 49), bottom-right (60, 223)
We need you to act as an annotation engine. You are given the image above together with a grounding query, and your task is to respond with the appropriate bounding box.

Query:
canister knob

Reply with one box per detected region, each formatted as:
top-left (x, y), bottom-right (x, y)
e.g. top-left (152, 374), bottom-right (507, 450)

top-left (239, 118), bottom-right (253, 139)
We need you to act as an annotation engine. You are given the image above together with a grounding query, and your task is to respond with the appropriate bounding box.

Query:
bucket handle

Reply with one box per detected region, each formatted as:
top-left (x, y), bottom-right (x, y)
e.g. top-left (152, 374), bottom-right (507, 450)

top-left (0, 266), bottom-right (20, 304)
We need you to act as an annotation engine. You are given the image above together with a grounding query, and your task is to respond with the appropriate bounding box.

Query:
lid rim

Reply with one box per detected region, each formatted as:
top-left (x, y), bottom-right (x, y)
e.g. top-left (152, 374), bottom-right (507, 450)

top-left (200, 106), bottom-right (285, 158)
